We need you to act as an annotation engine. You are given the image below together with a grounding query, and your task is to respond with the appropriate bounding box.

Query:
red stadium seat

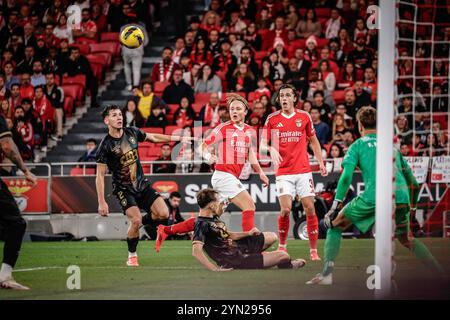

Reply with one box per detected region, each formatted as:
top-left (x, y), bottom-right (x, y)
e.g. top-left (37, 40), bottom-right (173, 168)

top-left (89, 42), bottom-right (117, 57)
top-left (192, 103), bottom-right (203, 114)
top-left (165, 125), bottom-right (180, 135)
top-left (61, 84), bottom-right (84, 102)
top-left (254, 51), bottom-right (268, 61)
top-left (62, 75), bottom-right (86, 89)
top-left (167, 104), bottom-right (179, 114)
top-left (248, 92), bottom-right (256, 102)
top-left (142, 127), bottom-right (164, 134)
top-left (154, 81), bottom-right (169, 96)
top-left (316, 8), bottom-right (331, 18)
top-left (70, 168), bottom-right (96, 176)
top-left (63, 96), bottom-right (74, 116)
top-left (316, 38), bottom-right (329, 49)
top-left (100, 32), bottom-right (120, 43)
top-left (70, 43), bottom-right (90, 55)
top-left (195, 93), bottom-right (211, 105)
top-left (333, 90), bottom-right (346, 104)
top-left (90, 62), bottom-right (104, 82)
top-left (93, 52), bottom-right (112, 66)
top-left (86, 54), bottom-right (107, 66)
top-left (147, 147), bottom-right (161, 157)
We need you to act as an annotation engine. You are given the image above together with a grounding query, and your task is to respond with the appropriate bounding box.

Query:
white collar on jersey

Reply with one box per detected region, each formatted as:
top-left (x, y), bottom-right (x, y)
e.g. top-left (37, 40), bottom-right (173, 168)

top-left (281, 110), bottom-right (296, 119)
top-left (233, 123), bottom-right (245, 130)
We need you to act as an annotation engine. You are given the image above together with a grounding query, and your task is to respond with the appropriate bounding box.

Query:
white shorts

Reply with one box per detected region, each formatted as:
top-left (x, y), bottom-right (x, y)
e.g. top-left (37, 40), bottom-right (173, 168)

top-left (211, 170), bottom-right (246, 202)
top-left (275, 172), bottom-right (316, 199)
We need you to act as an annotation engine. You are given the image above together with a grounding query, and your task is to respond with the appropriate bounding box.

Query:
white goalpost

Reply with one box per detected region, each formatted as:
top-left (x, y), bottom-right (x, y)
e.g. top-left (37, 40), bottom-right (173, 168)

top-left (375, 0), bottom-right (396, 299)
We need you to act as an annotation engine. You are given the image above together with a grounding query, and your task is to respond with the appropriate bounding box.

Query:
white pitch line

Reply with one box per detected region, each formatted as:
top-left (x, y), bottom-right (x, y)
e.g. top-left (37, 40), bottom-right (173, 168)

top-left (13, 266), bottom-right (203, 272)
top-left (13, 267), bottom-right (63, 272)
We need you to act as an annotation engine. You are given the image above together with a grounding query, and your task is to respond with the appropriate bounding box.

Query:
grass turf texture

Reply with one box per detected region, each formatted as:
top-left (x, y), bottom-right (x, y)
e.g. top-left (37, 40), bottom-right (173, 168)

top-left (1, 239), bottom-right (449, 300)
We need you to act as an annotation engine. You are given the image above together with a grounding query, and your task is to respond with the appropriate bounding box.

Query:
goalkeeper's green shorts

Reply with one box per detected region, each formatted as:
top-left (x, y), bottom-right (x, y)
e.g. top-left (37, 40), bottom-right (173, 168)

top-left (343, 196), bottom-right (410, 235)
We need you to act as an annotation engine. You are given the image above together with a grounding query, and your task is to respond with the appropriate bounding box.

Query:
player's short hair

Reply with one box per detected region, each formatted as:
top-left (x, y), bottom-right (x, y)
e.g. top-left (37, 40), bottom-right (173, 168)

top-left (357, 106), bottom-right (376, 130)
top-left (102, 105), bottom-right (121, 119)
top-left (276, 83), bottom-right (299, 104)
top-left (197, 188), bottom-right (219, 209)
top-left (226, 93), bottom-right (249, 110)
top-left (170, 191), bottom-right (182, 199)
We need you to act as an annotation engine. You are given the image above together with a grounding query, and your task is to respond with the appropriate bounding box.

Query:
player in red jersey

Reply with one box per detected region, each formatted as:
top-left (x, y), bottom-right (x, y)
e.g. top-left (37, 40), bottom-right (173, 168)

top-left (260, 84), bottom-right (328, 260)
top-left (155, 93), bottom-right (270, 252)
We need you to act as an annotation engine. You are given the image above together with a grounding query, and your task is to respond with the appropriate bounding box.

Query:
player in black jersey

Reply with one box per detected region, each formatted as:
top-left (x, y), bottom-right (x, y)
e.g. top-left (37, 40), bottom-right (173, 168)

top-left (0, 115), bottom-right (37, 290)
top-left (95, 105), bottom-right (192, 266)
top-left (192, 188), bottom-right (306, 271)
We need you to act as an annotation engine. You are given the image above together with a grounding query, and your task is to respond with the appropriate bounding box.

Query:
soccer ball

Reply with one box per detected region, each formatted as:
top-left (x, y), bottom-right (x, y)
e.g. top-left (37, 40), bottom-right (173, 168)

top-left (120, 25), bottom-right (144, 49)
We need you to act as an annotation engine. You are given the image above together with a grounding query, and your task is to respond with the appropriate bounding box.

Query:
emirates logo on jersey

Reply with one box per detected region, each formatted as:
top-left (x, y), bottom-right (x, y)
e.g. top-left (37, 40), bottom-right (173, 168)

top-left (296, 119), bottom-right (302, 127)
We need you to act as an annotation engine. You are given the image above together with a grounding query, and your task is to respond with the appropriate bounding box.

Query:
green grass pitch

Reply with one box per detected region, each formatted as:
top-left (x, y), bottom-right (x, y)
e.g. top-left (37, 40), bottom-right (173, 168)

top-left (1, 239), bottom-right (449, 300)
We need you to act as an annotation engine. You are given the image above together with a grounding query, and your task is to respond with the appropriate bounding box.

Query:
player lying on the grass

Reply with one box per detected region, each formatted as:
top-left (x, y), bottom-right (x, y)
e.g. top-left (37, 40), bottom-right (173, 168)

top-left (307, 106), bottom-right (444, 285)
top-left (0, 115), bottom-right (37, 290)
top-left (154, 93), bottom-right (269, 252)
top-left (260, 84), bottom-right (328, 260)
top-left (95, 105), bottom-right (193, 267)
top-left (192, 188), bottom-right (306, 271)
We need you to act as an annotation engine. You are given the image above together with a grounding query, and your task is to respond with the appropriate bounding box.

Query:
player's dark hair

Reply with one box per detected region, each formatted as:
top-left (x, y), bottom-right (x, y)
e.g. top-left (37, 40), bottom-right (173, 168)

top-left (102, 105), bottom-right (121, 119)
top-left (357, 106), bottom-right (377, 130)
top-left (197, 188), bottom-right (219, 209)
top-left (276, 83), bottom-right (299, 104)
top-left (170, 191), bottom-right (182, 199)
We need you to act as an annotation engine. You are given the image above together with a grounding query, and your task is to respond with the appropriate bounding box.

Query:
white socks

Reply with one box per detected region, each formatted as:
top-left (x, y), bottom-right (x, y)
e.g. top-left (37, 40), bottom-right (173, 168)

top-left (128, 252), bottom-right (137, 258)
top-left (0, 263), bottom-right (13, 280)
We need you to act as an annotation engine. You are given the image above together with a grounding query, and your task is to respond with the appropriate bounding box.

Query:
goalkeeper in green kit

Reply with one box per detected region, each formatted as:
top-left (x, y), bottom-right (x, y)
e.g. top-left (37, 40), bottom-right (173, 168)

top-left (307, 106), bottom-right (444, 285)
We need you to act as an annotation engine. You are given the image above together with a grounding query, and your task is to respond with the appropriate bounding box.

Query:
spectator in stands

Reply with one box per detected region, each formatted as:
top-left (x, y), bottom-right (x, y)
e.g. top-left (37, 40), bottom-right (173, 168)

top-left (310, 106), bottom-right (330, 146)
top-left (228, 10), bottom-right (247, 35)
top-left (362, 67), bottom-right (377, 101)
top-left (253, 78), bottom-right (271, 101)
top-left (184, 31), bottom-right (195, 55)
top-left (242, 22), bottom-right (262, 51)
top-left (188, 16), bottom-right (208, 41)
top-left (173, 37), bottom-right (187, 64)
top-left (433, 122), bottom-right (448, 153)
top-left (354, 80), bottom-right (372, 108)
top-left (420, 133), bottom-right (445, 157)
top-left (16, 45), bottom-right (35, 74)
top-left (353, 18), bottom-right (367, 42)
top-left (259, 58), bottom-right (277, 88)
top-left (45, 72), bottom-right (64, 141)
top-left (270, 78), bottom-right (284, 106)
top-left (400, 143), bottom-right (412, 157)
top-left (43, 46), bottom-right (59, 74)
top-left (153, 143), bottom-right (176, 173)
top-left (34, 35), bottom-right (49, 61)
top-left (285, 4), bottom-right (299, 30)
top-left (230, 63), bottom-right (255, 93)
top-left (229, 32), bottom-right (245, 59)
top-left (331, 114), bottom-right (349, 142)
top-left (268, 51), bottom-right (285, 80)
top-left (19, 72), bottom-right (34, 100)
top-left (190, 37), bottom-right (213, 66)
top-left (265, 16), bottom-right (288, 51)
top-left (304, 36), bottom-right (319, 63)
top-left (347, 33), bottom-right (373, 71)
top-left (8, 84), bottom-right (22, 111)
top-left (273, 41), bottom-right (289, 66)
top-left (302, 100), bottom-right (313, 113)
top-left (173, 96), bottom-right (196, 128)
top-left (183, 61), bottom-right (200, 88)
top-left (1, 99), bottom-right (13, 120)
top-left (33, 85), bottom-right (54, 150)
top-left (3, 62), bottom-right (20, 90)
top-left (22, 22), bottom-right (37, 48)
top-left (12, 107), bottom-right (34, 161)
top-left (21, 99), bottom-right (42, 148)
top-left (337, 61), bottom-right (356, 90)
top-left (194, 64), bottom-right (222, 94)
top-left (296, 9), bottom-right (322, 39)
top-left (341, 129), bottom-right (355, 154)
top-left (61, 47), bottom-right (99, 108)
top-left (164, 191), bottom-right (188, 235)
top-left (212, 39), bottom-right (237, 85)
top-left (207, 29), bottom-right (221, 57)
top-left (43, 24), bottom-right (59, 49)
top-left (238, 46), bottom-right (259, 77)
top-left (146, 104), bottom-right (168, 129)
top-left (343, 88), bottom-right (358, 119)
top-left (201, 11), bottom-right (221, 34)
top-left (92, 3), bottom-right (107, 33)
top-left (31, 60), bottom-right (46, 87)
top-left (151, 47), bottom-right (180, 83)
top-left (42, 0), bottom-right (65, 25)
top-left (313, 90), bottom-right (332, 126)
top-left (395, 115), bottom-right (412, 146)
top-left (106, 0), bottom-right (124, 32)
top-left (293, 48), bottom-right (311, 81)
top-left (123, 98), bottom-right (145, 128)
top-left (121, 23), bottom-right (147, 91)
top-left (162, 69), bottom-right (195, 104)
top-left (198, 92), bottom-right (221, 127)
top-left (72, 8), bottom-right (98, 44)
top-left (324, 8), bottom-right (342, 39)
top-left (431, 83), bottom-right (448, 112)
top-left (136, 81), bottom-right (166, 121)
top-left (78, 138), bottom-right (97, 163)
top-left (0, 75), bottom-right (10, 101)
top-left (318, 59), bottom-right (336, 93)
top-left (327, 143), bottom-right (344, 172)
top-left (255, 7), bottom-right (272, 30)
top-left (6, 34), bottom-right (25, 65)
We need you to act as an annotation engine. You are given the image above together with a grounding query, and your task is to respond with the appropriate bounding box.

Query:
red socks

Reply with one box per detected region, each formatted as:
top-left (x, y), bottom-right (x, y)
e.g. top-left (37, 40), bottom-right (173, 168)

top-left (164, 217), bottom-right (195, 235)
top-left (278, 215), bottom-right (290, 246)
top-left (241, 210), bottom-right (255, 232)
top-left (306, 214), bottom-right (319, 250)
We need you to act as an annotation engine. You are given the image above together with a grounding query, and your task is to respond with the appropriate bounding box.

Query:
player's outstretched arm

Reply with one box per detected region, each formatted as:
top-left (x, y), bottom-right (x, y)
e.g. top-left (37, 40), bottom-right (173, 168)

top-left (0, 135), bottom-right (37, 186)
top-left (192, 242), bottom-right (232, 271)
top-left (145, 132), bottom-right (193, 144)
top-left (309, 135), bottom-right (328, 176)
top-left (96, 163), bottom-right (109, 216)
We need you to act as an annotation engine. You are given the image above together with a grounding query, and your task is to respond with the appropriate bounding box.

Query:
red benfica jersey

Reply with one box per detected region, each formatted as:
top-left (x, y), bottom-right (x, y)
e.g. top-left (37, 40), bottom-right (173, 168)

top-left (263, 109), bottom-right (316, 176)
top-left (204, 121), bottom-right (256, 178)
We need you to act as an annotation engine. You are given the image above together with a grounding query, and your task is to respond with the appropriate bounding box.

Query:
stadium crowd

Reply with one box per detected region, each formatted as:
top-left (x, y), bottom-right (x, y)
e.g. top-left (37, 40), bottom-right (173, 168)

top-left (0, 0), bottom-right (448, 173)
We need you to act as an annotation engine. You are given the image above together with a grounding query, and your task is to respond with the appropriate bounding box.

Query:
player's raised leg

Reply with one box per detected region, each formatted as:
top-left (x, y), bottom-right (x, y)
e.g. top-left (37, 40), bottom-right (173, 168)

top-left (277, 194), bottom-right (292, 252)
top-left (230, 190), bottom-right (256, 232)
top-left (301, 196), bottom-right (320, 261)
top-left (125, 206), bottom-right (142, 267)
top-left (155, 216), bottom-right (196, 253)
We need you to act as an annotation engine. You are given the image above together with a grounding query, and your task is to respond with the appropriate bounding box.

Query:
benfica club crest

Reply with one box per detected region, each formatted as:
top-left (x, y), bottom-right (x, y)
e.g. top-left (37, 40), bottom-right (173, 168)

top-left (6, 179), bottom-right (35, 211)
top-left (152, 181), bottom-right (179, 198)
top-left (296, 119), bottom-right (302, 127)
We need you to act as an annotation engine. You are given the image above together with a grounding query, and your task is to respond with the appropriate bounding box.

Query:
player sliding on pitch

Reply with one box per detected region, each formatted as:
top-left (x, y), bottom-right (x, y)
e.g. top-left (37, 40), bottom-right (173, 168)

top-left (307, 106), bottom-right (444, 285)
top-left (192, 188), bottom-right (306, 271)
top-left (154, 93), bottom-right (269, 252)
top-left (260, 84), bottom-right (328, 260)
top-left (95, 105), bottom-right (193, 267)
